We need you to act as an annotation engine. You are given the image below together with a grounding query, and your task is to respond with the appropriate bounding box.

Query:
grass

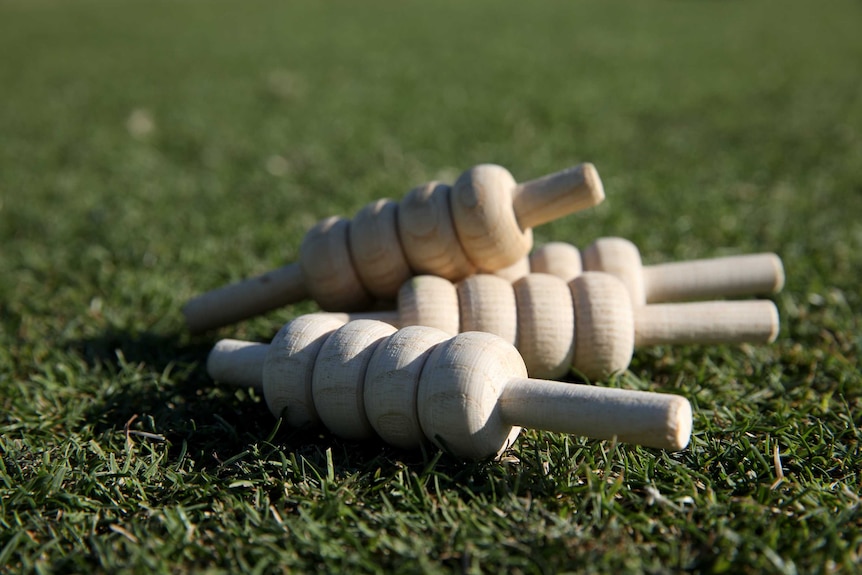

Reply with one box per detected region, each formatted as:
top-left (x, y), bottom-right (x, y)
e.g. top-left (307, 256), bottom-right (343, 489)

top-left (1, 0), bottom-right (861, 572)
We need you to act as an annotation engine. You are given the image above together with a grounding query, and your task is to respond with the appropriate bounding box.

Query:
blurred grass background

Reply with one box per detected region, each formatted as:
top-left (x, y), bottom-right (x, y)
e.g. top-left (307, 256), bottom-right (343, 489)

top-left (1, 0), bottom-right (860, 572)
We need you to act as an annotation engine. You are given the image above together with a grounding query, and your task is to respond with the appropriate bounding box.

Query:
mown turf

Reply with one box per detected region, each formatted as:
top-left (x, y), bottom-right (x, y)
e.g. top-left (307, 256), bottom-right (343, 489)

top-left (1, 0), bottom-right (860, 573)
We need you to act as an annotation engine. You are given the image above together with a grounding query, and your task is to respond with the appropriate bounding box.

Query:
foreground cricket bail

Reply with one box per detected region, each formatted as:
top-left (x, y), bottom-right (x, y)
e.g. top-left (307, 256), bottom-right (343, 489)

top-left (206, 316), bottom-right (693, 460)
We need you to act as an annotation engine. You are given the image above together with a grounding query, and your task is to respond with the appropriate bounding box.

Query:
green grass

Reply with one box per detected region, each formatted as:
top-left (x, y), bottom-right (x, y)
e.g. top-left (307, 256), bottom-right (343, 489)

top-left (1, 0), bottom-right (861, 572)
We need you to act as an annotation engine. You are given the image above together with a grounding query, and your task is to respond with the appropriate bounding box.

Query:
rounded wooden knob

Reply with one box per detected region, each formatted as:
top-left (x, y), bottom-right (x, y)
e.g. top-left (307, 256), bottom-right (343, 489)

top-left (397, 275), bottom-right (460, 335)
top-left (397, 182), bottom-right (475, 280)
top-left (582, 237), bottom-right (646, 306)
top-left (364, 325), bottom-right (452, 449)
top-left (262, 314), bottom-right (346, 427)
top-left (299, 216), bottom-right (373, 311)
top-left (513, 273), bottom-right (576, 379)
top-left (570, 272), bottom-right (635, 381)
top-left (492, 256), bottom-right (531, 282)
top-left (417, 331), bottom-right (527, 459)
top-left (451, 165), bottom-right (533, 271)
top-left (457, 274), bottom-right (518, 345)
top-left (528, 242), bottom-right (583, 282)
top-left (312, 319), bottom-right (398, 440)
top-left (349, 199), bottom-right (412, 299)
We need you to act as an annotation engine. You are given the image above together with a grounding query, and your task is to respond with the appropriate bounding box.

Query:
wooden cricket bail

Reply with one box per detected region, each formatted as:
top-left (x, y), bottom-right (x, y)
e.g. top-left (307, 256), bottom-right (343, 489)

top-left (208, 315), bottom-right (693, 459)
top-left (184, 162), bottom-right (604, 333)
top-left (338, 267), bottom-right (781, 381)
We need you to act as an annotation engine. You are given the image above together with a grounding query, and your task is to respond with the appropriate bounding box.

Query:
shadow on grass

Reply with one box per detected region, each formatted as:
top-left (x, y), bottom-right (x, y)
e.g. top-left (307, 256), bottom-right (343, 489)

top-left (70, 329), bottom-right (268, 455)
top-left (68, 328), bottom-right (514, 485)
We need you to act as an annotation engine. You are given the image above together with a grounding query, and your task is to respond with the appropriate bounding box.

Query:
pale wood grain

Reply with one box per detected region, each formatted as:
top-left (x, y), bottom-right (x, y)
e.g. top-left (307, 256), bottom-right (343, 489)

top-left (527, 241), bottom-right (582, 282)
top-left (364, 325), bottom-right (451, 449)
top-left (312, 320), bottom-right (398, 440)
top-left (207, 316), bottom-right (691, 460)
top-left (581, 237), bottom-right (785, 305)
top-left (183, 162), bottom-right (603, 333)
top-left (513, 273), bottom-right (576, 379)
top-left (263, 314), bottom-right (346, 428)
top-left (457, 274), bottom-right (518, 346)
top-left (398, 182), bottom-right (475, 280)
top-left (322, 270), bottom-right (780, 381)
top-left (349, 199), bottom-right (412, 299)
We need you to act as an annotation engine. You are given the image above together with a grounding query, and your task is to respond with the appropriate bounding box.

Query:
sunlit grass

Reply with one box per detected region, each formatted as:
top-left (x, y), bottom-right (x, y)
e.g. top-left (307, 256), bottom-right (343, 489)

top-left (1, 0), bottom-right (860, 572)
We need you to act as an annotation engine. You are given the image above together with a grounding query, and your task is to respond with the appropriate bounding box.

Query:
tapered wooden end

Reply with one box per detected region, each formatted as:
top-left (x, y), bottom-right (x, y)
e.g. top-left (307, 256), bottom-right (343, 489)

top-left (207, 339), bottom-right (268, 391)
